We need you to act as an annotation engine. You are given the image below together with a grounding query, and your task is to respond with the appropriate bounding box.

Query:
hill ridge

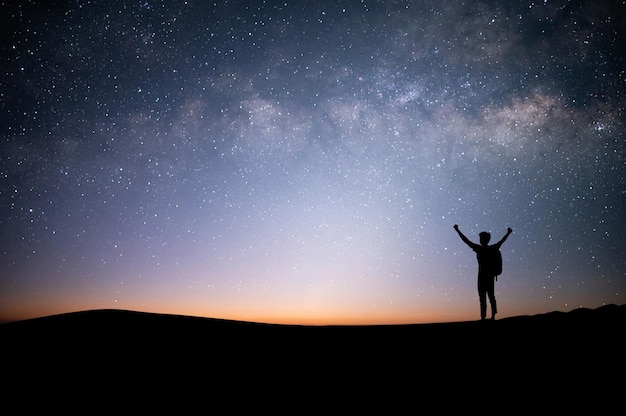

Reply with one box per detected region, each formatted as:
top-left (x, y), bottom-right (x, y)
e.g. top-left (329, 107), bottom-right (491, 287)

top-left (2, 302), bottom-right (625, 329)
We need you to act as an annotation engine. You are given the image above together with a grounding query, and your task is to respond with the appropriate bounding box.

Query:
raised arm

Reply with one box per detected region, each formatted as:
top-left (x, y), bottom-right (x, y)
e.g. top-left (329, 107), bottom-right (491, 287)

top-left (494, 227), bottom-right (513, 248)
top-left (454, 224), bottom-right (479, 249)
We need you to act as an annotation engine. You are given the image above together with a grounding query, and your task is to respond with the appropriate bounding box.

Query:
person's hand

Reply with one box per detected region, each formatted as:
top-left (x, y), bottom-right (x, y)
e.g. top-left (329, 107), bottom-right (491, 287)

top-left (453, 224), bottom-right (459, 231)
top-left (507, 227), bottom-right (513, 233)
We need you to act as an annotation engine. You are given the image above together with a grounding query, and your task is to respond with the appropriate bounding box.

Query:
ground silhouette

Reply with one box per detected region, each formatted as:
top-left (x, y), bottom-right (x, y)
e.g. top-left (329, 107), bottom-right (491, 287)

top-left (2, 304), bottom-right (623, 411)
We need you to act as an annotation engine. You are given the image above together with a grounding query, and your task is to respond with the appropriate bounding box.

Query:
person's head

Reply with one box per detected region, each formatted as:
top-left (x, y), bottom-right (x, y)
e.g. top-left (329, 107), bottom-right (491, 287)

top-left (479, 231), bottom-right (491, 246)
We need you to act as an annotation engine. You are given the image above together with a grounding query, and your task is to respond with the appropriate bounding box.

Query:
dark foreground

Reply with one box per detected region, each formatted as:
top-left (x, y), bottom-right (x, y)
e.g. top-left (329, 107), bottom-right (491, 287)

top-left (2, 304), bottom-right (624, 411)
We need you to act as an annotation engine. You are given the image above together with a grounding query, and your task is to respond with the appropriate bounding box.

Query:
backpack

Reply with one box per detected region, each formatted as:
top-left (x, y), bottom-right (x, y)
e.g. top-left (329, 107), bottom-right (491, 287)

top-left (490, 246), bottom-right (503, 280)
top-left (479, 246), bottom-right (502, 280)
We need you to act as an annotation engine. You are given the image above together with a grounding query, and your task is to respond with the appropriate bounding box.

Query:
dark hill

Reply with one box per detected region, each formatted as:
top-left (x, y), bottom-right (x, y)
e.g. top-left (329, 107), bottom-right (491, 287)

top-left (2, 305), bottom-right (624, 410)
top-left (3, 303), bottom-right (624, 343)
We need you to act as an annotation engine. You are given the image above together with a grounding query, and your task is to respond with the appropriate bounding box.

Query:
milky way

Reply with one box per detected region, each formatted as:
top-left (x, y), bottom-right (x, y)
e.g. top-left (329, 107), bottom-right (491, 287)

top-left (1, 0), bottom-right (625, 324)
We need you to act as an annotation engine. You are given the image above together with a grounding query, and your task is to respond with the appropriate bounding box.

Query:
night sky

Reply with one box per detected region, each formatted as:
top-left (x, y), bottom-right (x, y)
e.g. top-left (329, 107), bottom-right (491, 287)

top-left (2, 0), bottom-right (625, 325)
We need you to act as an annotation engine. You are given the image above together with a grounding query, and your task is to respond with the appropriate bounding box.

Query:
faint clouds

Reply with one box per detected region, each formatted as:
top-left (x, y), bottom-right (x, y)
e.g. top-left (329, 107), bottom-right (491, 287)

top-left (481, 91), bottom-right (561, 153)
top-left (229, 95), bottom-right (312, 165)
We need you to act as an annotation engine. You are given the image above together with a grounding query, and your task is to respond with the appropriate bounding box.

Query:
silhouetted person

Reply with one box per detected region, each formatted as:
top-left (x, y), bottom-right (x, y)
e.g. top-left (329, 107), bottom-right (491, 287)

top-left (454, 224), bottom-right (512, 320)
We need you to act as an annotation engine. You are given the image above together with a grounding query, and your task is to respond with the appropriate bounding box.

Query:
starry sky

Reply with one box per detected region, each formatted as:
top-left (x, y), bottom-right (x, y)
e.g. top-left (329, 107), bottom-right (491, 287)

top-left (1, 0), bottom-right (625, 325)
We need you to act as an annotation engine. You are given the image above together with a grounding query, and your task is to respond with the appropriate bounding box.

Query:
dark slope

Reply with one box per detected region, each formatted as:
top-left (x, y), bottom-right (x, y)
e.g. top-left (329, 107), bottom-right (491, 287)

top-left (2, 305), bottom-right (624, 361)
top-left (3, 303), bottom-right (624, 344)
top-left (2, 305), bottom-right (623, 411)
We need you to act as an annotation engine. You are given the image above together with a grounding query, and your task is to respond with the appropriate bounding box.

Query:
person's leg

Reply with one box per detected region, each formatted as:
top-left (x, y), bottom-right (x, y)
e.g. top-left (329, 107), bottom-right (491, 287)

top-left (478, 280), bottom-right (487, 320)
top-left (486, 278), bottom-right (497, 319)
